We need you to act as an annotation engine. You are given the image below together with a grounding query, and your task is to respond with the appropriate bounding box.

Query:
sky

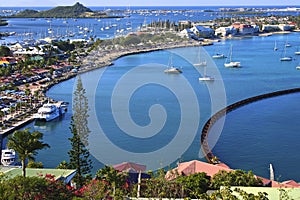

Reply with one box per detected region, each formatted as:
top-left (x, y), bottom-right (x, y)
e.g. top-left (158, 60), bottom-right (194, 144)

top-left (0, 0), bottom-right (300, 7)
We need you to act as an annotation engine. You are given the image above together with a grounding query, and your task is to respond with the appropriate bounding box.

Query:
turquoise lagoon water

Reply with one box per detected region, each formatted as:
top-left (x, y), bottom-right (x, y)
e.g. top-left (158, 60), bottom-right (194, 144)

top-left (9, 32), bottom-right (300, 181)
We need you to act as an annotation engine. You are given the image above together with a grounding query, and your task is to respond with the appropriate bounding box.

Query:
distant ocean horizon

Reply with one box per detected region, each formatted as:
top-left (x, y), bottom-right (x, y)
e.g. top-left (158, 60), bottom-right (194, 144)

top-left (1, 5), bottom-right (300, 11)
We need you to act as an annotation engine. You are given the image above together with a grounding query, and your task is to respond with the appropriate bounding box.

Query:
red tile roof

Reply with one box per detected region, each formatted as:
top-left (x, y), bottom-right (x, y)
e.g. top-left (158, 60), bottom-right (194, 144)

top-left (113, 162), bottom-right (146, 173)
top-left (165, 160), bottom-right (232, 180)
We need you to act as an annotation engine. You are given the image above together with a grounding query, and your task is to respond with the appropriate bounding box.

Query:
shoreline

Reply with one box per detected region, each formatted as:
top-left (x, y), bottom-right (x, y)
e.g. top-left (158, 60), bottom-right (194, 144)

top-left (1, 29), bottom-right (298, 136)
top-left (0, 39), bottom-right (204, 136)
top-left (201, 88), bottom-right (300, 165)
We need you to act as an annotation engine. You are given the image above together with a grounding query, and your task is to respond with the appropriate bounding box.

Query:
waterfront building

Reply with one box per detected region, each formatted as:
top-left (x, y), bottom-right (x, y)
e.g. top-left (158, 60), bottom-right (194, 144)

top-left (178, 28), bottom-right (194, 38)
top-left (232, 23), bottom-right (258, 35)
top-left (262, 24), bottom-right (295, 32)
top-left (215, 26), bottom-right (238, 37)
top-left (189, 25), bottom-right (215, 38)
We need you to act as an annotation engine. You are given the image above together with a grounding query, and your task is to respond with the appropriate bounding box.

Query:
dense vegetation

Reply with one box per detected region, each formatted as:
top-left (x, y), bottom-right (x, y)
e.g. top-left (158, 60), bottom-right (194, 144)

top-left (0, 19), bottom-right (8, 26)
top-left (0, 175), bottom-right (74, 200)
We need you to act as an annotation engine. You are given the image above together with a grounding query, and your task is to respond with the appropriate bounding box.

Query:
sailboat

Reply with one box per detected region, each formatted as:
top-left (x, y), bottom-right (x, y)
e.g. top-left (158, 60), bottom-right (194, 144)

top-left (274, 40), bottom-right (278, 51)
top-left (280, 45), bottom-right (292, 61)
top-left (296, 63), bottom-right (300, 70)
top-left (212, 53), bottom-right (226, 59)
top-left (199, 64), bottom-right (214, 81)
top-left (193, 47), bottom-right (207, 66)
top-left (224, 45), bottom-right (241, 68)
top-left (294, 46), bottom-right (300, 55)
top-left (164, 54), bottom-right (182, 74)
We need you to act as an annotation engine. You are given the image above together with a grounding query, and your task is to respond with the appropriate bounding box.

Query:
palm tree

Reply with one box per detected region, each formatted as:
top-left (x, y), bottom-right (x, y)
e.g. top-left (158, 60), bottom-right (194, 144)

top-left (7, 128), bottom-right (50, 177)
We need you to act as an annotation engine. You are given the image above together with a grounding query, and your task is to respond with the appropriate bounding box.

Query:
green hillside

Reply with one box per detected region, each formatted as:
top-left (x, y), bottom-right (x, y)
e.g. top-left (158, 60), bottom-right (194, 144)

top-left (10, 2), bottom-right (109, 18)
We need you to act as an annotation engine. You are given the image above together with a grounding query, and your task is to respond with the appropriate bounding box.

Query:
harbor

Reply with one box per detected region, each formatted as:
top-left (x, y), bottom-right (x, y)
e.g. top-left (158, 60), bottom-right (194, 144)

top-left (1, 5), bottom-right (300, 181)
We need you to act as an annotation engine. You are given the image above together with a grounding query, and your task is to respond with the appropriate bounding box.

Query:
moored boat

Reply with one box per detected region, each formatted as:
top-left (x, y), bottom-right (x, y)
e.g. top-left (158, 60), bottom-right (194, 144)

top-left (212, 53), bottom-right (226, 59)
top-left (164, 54), bottom-right (182, 74)
top-left (224, 45), bottom-right (241, 68)
top-left (34, 102), bottom-right (66, 121)
top-left (164, 67), bottom-right (182, 74)
top-left (1, 149), bottom-right (16, 166)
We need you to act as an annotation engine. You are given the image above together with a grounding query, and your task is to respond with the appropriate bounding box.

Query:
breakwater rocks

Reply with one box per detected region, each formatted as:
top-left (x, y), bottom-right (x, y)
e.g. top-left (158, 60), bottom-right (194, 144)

top-left (201, 88), bottom-right (300, 164)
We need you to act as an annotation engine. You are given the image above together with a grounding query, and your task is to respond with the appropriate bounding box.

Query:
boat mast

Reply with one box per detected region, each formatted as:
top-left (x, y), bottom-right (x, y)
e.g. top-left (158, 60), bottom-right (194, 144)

top-left (270, 163), bottom-right (274, 181)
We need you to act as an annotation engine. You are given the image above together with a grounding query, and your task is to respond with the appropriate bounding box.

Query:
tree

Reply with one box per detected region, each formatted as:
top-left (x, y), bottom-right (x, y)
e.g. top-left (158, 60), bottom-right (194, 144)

top-left (95, 165), bottom-right (129, 198)
top-left (0, 45), bottom-right (12, 57)
top-left (68, 76), bottom-right (92, 188)
top-left (0, 175), bottom-right (75, 200)
top-left (210, 170), bottom-right (263, 189)
top-left (56, 160), bottom-right (69, 169)
top-left (7, 128), bottom-right (49, 177)
top-left (27, 160), bottom-right (44, 168)
top-left (176, 172), bottom-right (211, 198)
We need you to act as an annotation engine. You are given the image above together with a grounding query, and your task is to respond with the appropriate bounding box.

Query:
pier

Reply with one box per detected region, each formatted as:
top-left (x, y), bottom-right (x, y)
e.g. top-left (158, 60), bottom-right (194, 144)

top-left (201, 87), bottom-right (300, 164)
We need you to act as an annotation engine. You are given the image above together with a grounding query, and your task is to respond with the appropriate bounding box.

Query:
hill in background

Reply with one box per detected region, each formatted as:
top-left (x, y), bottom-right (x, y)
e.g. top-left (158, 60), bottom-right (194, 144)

top-left (11, 2), bottom-right (111, 18)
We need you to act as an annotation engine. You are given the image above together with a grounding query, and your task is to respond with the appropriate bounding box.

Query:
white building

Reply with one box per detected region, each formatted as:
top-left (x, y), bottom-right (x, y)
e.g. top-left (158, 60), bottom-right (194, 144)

top-left (215, 26), bottom-right (237, 37)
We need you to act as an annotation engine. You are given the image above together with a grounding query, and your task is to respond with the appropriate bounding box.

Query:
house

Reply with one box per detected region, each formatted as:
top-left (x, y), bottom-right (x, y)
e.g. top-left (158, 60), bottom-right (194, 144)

top-left (165, 160), bottom-right (231, 180)
top-left (113, 162), bottom-right (151, 184)
top-left (13, 46), bottom-right (45, 56)
top-left (0, 57), bottom-right (17, 65)
top-left (165, 160), bottom-right (300, 189)
top-left (178, 28), bottom-right (194, 38)
top-left (190, 26), bottom-right (214, 38)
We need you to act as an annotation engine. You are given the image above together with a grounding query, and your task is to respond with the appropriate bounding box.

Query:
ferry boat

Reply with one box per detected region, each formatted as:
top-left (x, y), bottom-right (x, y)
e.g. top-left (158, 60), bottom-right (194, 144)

top-left (1, 149), bottom-right (16, 166)
top-left (34, 102), bottom-right (66, 121)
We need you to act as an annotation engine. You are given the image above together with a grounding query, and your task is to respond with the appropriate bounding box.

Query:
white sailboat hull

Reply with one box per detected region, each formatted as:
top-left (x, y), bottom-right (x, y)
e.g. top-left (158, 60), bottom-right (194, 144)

top-left (280, 57), bottom-right (292, 61)
top-left (164, 68), bottom-right (182, 74)
top-left (212, 54), bottom-right (225, 59)
top-left (224, 61), bottom-right (241, 68)
top-left (193, 61), bottom-right (207, 67)
top-left (199, 76), bottom-right (214, 81)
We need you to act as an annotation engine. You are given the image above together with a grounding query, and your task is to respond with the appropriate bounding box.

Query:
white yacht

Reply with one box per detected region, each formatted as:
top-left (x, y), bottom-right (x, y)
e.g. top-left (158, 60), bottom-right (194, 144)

top-left (1, 149), bottom-right (16, 166)
top-left (224, 45), bottom-right (241, 68)
top-left (34, 103), bottom-right (65, 121)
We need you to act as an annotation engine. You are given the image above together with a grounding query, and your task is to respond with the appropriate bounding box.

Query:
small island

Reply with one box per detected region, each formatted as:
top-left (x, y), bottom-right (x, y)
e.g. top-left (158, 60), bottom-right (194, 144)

top-left (8, 2), bottom-right (122, 18)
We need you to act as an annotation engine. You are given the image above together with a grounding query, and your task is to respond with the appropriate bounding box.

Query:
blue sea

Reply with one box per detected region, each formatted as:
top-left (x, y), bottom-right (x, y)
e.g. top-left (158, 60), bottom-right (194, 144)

top-left (1, 6), bottom-right (300, 181)
top-left (1, 5), bottom-right (300, 44)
